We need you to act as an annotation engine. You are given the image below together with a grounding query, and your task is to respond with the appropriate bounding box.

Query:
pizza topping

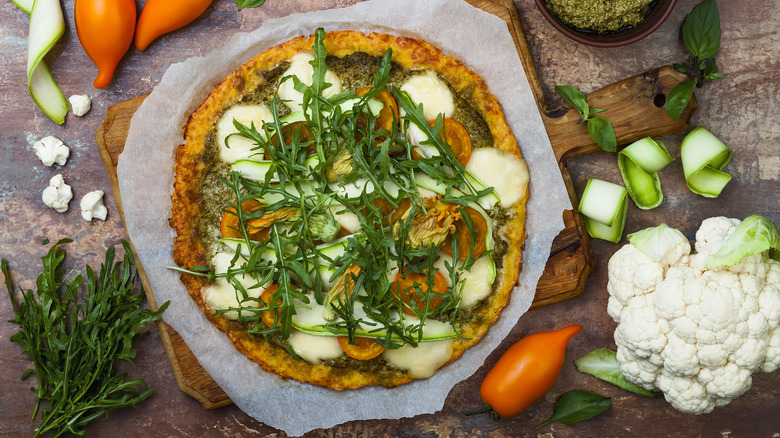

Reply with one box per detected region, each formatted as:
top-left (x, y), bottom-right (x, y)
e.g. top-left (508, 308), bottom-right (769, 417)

top-left (203, 252), bottom-right (266, 320)
top-left (382, 338), bottom-right (454, 378)
top-left (441, 206), bottom-right (489, 261)
top-left (324, 148), bottom-right (356, 182)
top-left (391, 267), bottom-right (448, 315)
top-left (392, 197), bottom-right (460, 250)
top-left (464, 147), bottom-right (529, 208)
top-left (323, 264), bottom-right (362, 321)
top-left (277, 52), bottom-right (343, 112)
top-left (400, 71), bottom-right (455, 121)
top-left (337, 336), bottom-right (385, 361)
top-left (288, 330), bottom-right (344, 365)
top-left (428, 118), bottom-right (472, 166)
top-left (215, 103), bottom-right (274, 163)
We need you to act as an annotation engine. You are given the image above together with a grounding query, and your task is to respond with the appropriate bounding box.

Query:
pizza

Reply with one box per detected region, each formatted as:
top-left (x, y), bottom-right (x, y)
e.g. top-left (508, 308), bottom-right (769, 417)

top-left (171, 29), bottom-right (529, 390)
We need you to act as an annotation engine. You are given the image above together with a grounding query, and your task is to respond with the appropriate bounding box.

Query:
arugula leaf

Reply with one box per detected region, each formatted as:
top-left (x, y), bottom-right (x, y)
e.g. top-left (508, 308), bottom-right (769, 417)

top-left (535, 390), bottom-right (611, 430)
top-left (665, 79), bottom-right (696, 121)
top-left (5, 240), bottom-right (167, 438)
top-left (235, 0), bottom-right (267, 10)
top-left (575, 348), bottom-right (661, 397)
top-left (681, 0), bottom-right (721, 59)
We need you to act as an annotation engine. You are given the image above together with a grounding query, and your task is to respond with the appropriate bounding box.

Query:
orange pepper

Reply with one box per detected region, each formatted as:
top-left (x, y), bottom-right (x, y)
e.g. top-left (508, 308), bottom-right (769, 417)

top-left (135, 0), bottom-right (214, 51)
top-left (476, 325), bottom-right (583, 418)
top-left (74, 0), bottom-right (136, 89)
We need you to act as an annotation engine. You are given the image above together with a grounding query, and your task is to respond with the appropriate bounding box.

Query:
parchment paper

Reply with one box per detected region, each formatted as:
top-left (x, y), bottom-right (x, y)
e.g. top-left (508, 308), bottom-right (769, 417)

top-left (117, 0), bottom-right (571, 435)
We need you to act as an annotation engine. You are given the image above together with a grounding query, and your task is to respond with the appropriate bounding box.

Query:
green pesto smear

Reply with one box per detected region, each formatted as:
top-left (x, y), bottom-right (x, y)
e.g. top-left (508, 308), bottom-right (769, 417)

top-left (545, 0), bottom-right (654, 32)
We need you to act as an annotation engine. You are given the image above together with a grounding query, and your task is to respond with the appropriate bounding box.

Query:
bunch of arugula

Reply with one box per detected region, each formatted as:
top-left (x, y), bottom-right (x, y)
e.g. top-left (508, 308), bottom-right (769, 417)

top-left (185, 28), bottom-right (493, 350)
top-left (4, 239), bottom-right (168, 438)
top-left (667, 0), bottom-right (724, 121)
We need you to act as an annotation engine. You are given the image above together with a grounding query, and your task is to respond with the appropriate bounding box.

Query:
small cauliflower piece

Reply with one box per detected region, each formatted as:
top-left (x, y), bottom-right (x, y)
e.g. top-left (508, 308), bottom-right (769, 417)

top-left (33, 136), bottom-right (69, 167)
top-left (607, 218), bottom-right (780, 414)
top-left (42, 174), bottom-right (72, 213)
top-left (80, 190), bottom-right (108, 221)
top-left (68, 94), bottom-right (91, 116)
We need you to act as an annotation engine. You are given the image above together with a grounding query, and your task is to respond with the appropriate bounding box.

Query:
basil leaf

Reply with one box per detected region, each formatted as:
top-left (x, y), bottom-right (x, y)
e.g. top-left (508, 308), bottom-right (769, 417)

top-left (235, 0), bottom-right (267, 10)
top-left (665, 79), bottom-right (696, 121)
top-left (673, 63), bottom-right (690, 74)
top-left (700, 57), bottom-right (725, 81)
top-left (681, 0), bottom-right (721, 59)
top-left (555, 85), bottom-right (589, 117)
top-left (535, 390), bottom-right (611, 430)
top-left (589, 107), bottom-right (607, 116)
top-left (575, 348), bottom-right (661, 397)
top-left (587, 116), bottom-right (617, 152)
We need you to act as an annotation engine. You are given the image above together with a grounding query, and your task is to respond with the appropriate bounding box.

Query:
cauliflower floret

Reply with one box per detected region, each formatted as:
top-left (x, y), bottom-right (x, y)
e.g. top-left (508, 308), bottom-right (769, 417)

top-left (80, 190), bottom-right (108, 221)
top-left (69, 94), bottom-right (91, 116)
top-left (42, 174), bottom-right (72, 213)
top-left (33, 136), bottom-right (69, 167)
top-left (608, 218), bottom-right (780, 414)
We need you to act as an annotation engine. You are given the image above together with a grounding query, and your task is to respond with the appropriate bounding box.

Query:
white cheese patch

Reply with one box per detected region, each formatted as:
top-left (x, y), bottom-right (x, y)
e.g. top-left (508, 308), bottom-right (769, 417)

top-left (202, 252), bottom-right (267, 320)
top-left (277, 52), bottom-right (342, 112)
top-left (330, 206), bottom-right (362, 234)
top-left (33, 136), bottom-right (69, 167)
top-left (215, 104), bottom-right (274, 163)
top-left (382, 338), bottom-right (453, 378)
top-left (400, 71), bottom-right (455, 121)
top-left (42, 174), bottom-right (72, 213)
top-left (288, 331), bottom-right (344, 364)
top-left (465, 148), bottom-right (528, 208)
top-left (80, 190), bottom-right (108, 221)
top-left (457, 255), bottom-right (494, 309)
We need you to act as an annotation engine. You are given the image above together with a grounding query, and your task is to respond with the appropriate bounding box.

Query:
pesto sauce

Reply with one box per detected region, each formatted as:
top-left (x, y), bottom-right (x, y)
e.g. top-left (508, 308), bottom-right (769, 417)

top-left (545, 0), bottom-right (654, 32)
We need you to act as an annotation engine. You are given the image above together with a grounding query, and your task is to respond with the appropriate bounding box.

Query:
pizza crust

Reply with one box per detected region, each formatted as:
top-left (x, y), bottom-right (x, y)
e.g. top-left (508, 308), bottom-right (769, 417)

top-left (171, 30), bottom-right (527, 390)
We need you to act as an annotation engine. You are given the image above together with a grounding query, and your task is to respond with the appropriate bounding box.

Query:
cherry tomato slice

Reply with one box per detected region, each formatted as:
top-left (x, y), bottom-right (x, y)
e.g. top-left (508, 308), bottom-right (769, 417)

top-left (391, 268), bottom-right (448, 315)
top-left (337, 336), bottom-right (385, 360)
top-left (259, 284), bottom-right (281, 328)
top-left (356, 87), bottom-right (399, 132)
top-left (441, 207), bottom-right (488, 261)
top-left (268, 121), bottom-right (316, 156)
top-left (220, 199), bottom-right (271, 241)
top-left (428, 118), bottom-right (472, 166)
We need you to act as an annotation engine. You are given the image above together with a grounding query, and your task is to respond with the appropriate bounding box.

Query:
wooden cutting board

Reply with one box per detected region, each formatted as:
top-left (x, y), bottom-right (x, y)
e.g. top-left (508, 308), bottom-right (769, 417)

top-left (95, 0), bottom-right (696, 409)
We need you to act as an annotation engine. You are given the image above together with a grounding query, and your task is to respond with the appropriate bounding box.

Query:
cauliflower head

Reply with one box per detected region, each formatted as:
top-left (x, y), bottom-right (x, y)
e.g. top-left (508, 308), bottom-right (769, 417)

top-left (607, 217), bottom-right (780, 414)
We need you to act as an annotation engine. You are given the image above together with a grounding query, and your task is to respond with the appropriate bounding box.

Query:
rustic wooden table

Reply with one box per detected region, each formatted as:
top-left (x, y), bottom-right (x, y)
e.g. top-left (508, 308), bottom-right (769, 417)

top-left (1, 0), bottom-right (778, 437)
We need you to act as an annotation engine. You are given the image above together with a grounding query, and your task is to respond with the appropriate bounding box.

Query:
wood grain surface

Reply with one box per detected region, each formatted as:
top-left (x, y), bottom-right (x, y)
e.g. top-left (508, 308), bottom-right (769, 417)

top-left (95, 0), bottom-right (695, 409)
top-left (3, 0), bottom-right (779, 437)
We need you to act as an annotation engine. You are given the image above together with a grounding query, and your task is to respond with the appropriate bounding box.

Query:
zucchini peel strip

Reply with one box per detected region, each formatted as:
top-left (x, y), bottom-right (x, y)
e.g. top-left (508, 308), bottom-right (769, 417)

top-left (681, 127), bottom-right (732, 198)
top-left (578, 178), bottom-right (628, 243)
top-left (618, 137), bottom-right (674, 210)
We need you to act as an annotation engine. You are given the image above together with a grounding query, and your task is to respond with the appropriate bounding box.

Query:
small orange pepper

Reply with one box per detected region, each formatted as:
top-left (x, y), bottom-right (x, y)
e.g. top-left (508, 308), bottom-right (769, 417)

top-left (74, 0), bottom-right (136, 88)
top-left (135, 0), bottom-right (214, 51)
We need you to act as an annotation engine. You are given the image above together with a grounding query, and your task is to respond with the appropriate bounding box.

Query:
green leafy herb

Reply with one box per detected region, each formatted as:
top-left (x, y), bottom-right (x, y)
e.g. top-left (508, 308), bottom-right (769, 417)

top-left (667, 0), bottom-right (724, 121)
top-left (4, 239), bottom-right (168, 438)
top-left (575, 348), bottom-right (661, 397)
top-left (554, 85), bottom-right (617, 152)
top-left (535, 390), bottom-right (612, 430)
top-left (234, 0), bottom-right (267, 10)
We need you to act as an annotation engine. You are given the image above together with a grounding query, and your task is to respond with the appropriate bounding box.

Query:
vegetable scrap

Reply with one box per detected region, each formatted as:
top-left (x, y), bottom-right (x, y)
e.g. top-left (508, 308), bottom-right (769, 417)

top-left (535, 389), bottom-right (611, 430)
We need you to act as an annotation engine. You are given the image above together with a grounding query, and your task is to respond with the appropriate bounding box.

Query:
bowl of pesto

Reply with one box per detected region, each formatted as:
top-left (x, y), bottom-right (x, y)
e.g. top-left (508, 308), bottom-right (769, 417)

top-left (534, 0), bottom-right (677, 47)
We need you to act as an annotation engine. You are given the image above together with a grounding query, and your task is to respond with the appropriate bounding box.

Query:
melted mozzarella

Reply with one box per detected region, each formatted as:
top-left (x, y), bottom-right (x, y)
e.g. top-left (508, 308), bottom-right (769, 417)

top-left (465, 148), bottom-right (528, 208)
top-left (330, 206), bottom-right (362, 234)
top-left (432, 253), bottom-right (493, 310)
top-left (382, 339), bottom-right (453, 378)
top-left (215, 104), bottom-right (274, 163)
top-left (277, 52), bottom-right (342, 112)
top-left (202, 252), bottom-right (266, 320)
top-left (288, 331), bottom-right (343, 364)
top-left (400, 71), bottom-right (455, 120)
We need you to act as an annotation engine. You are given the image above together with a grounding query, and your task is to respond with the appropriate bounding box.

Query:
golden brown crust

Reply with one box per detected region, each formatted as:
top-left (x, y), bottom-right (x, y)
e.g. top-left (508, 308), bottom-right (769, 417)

top-left (171, 30), bottom-right (527, 390)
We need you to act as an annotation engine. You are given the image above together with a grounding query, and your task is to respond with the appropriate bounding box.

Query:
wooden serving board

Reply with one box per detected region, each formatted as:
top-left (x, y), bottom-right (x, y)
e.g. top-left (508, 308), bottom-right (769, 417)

top-left (96, 0), bottom-right (696, 409)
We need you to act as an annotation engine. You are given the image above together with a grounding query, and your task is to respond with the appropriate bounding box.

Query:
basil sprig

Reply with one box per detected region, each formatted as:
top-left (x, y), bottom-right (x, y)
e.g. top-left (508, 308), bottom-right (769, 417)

top-left (667, 0), bottom-right (725, 121)
top-left (535, 389), bottom-right (612, 430)
top-left (234, 0), bottom-right (266, 10)
top-left (555, 85), bottom-right (617, 153)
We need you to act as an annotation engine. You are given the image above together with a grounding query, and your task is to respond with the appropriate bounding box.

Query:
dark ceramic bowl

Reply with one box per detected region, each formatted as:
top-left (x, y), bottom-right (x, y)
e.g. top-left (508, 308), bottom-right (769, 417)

top-left (534, 0), bottom-right (677, 47)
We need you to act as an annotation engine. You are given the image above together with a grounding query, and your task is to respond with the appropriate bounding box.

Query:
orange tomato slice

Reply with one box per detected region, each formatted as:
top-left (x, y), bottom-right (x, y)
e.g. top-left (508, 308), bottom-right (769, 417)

top-left (391, 268), bottom-right (448, 315)
top-left (268, 121), bottom-right (316, 156)
top-left (441, 207), bottom-right (488, 261)
top-left (259, 284), bottom-right (281, 328)
top-left (337, 336), bottom-right (385, 360)
top-left (220, 199), bottom-right (271, 241)
top-left (356, 87), bottom-right (399, 132)
top-left (428, 118), bottom-right (472, 166)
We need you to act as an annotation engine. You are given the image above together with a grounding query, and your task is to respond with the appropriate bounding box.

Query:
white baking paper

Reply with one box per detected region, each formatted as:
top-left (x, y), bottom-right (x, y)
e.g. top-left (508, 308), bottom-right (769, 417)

top-left (117, 0), bottom-right (571, 435)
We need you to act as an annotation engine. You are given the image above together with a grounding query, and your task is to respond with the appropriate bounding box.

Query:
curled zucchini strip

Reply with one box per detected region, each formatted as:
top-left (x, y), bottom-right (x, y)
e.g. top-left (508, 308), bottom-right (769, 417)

top-left (681, 127), bottom-right (732, 198)
top-left (618, 137), bottom-right (674, 210)
top-left (22, 0), bottom-right (68, 124)
top-left (578, 178), bottom-right (628, 243)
